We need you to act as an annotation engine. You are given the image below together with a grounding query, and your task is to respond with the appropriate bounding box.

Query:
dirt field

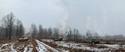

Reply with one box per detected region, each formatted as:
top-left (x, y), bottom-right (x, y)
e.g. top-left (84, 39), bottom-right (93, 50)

top-left (41, 39), bottom-right (125, 52)
top-left (0, 39), bottom-right (59, 52)
top-left (1, 39), bottom-right (125, 52)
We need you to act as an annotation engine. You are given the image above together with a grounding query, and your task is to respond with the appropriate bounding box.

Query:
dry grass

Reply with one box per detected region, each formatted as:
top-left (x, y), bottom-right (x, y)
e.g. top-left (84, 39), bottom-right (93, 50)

top-left (42, 41), bottom-right (57, 48)
top-left (31, 39), bottom-right (38, 52)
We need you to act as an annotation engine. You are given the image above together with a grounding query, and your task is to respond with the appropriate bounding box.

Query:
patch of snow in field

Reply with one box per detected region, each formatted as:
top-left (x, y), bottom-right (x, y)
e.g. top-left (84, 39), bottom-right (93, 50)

top-left (42, 39), bottom-right (54, 42)
top-left (1, 44), bottom-right (9, 49)
top-left (0, 43), bottom-right (17, 52)
top-left (11, 43), bottom-right (17, 52)
top-left (23, 47), bottom-right (33, 52)
top-left (62, 50), bottom-right (69, 52)
top-left (56, 41), bottom-right (116, 52)
top-left (24, 47), bottom-right (28, 52)
top-left (103, 44), bottom-right (120, 49)
top-left (57, 48), bottom-right (69, 52)
top-left (36, 40), bottom-right (47, 52)
top-left (57, 42), bottom-right (86, 49)
top-left (36, 40), bottom-right (59, 52)
top-left (36, 40), bottom-right (48, 52)
top-left (0, 43), bottom-right (9, 52)
top-left (28, 48), bottom-right (33, 52)
top-left (85, 47), bottom-right (110, 52)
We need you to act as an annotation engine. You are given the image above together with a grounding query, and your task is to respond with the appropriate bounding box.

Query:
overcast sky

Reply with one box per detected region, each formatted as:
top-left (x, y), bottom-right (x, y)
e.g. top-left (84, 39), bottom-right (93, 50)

top-left (0, 0), bottom-right (125, 35)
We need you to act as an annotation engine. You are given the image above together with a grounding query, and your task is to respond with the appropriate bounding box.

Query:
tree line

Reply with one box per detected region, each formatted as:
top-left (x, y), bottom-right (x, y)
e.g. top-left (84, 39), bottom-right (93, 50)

top-left (0, 12), bottom-right (86, 42)
top-left (0, 12), bottom-right (125, 43)
top-left (0, 13), bottom-right (24, 40)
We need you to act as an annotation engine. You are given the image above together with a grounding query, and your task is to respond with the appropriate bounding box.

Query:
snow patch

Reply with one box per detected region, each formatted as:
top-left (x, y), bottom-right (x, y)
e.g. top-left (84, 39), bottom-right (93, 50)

top-left (36, 40), bottom-right (59, 52)
top-left (36, 40), bottom-right (48, 52)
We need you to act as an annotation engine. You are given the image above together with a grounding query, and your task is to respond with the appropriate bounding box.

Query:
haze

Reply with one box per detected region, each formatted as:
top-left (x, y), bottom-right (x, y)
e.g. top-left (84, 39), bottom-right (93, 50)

top-left (0, 0), bottom-right (125, 35)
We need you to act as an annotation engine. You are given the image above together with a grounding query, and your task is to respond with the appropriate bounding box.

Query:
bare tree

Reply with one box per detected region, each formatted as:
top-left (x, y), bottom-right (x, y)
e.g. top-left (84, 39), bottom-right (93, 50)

top-left (86, 30), bottom-right (92, 39)
top-left (2, 13), bottom-right (15, 40)
top-left (15, 19), bottom-right (25, 38)
top-left (42, 28), bottom-right (48, 38)
top-left (66, 29), bottom-right (73, 41)
top-left (66, 28), bottom-right (81, 42)
top-left (30, 24), bottom-right (38, 38)
top-left (47, 28), bottom-right (52, 39)
top-left (73, 29), bottom-right (80, 42)
top-left (37, 25), bottom-right (43, 39)
top-left (0, 26), bottom-right (6, 39)
top-left (52, 28), bottom-right (60, 40)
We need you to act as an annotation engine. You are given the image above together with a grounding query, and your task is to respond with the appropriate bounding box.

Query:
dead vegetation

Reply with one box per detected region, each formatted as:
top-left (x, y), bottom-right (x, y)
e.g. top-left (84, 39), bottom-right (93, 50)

top-left (41, 39), bottom-right (58, 48)
top-left (14, 38), bottom-right (30, 52)
top-left (31, 39), bottom-right (38, 52)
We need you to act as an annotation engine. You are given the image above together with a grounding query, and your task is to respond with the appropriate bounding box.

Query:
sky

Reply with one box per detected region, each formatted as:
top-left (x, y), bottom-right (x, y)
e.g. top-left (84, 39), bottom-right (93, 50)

top-left (0, 0), bottom-right (125, 35)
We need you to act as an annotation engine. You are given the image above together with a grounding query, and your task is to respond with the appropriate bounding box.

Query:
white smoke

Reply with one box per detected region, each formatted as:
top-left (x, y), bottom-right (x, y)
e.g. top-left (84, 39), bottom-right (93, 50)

top-left (56, 0), bottom-right (70, 33)
top-left (60, 11), bottom-right (69, 32)
top-left (61, 3), bottom-right (69, 32)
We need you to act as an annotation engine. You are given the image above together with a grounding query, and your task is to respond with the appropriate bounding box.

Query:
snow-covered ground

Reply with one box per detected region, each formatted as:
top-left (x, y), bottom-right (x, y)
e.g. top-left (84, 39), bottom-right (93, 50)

top-left (0, 39), bottom-right (59, 52)
top-left (36, 40), bottom-right (47, 52)
top-left (0, 39), bottom-right (125, 52)
top-left (36, 40), bottom-right (59, 52)
top-left (56, 41), bottom-right (124, 52)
